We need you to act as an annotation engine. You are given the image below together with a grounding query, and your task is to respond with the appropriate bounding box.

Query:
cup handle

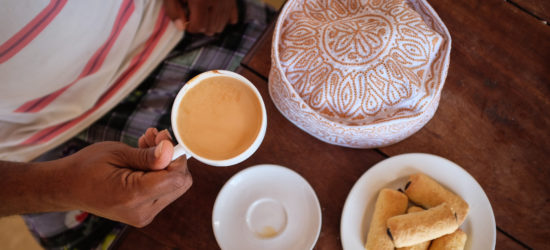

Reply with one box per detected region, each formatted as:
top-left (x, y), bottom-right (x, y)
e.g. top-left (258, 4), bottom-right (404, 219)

top-left (172, 144), bottom-right (192, 161)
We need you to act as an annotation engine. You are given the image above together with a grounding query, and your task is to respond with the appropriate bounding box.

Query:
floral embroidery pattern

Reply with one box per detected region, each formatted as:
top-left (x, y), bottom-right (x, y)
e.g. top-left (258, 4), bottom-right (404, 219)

top-left (270, 0), bottom-right (451, 148)
top-left (278, 0), bottom-right (443, 124)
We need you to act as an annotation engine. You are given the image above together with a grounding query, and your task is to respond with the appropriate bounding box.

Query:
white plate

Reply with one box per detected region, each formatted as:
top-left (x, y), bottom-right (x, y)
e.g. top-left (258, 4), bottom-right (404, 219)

top-left (213, 164), bottom-right (322, 250)
top-left (340, 153), bottom-right (495, 250)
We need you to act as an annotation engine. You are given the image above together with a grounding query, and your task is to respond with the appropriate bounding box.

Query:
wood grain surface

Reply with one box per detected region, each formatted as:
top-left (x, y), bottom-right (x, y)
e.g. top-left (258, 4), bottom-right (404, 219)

top-left (379, 0), bottom-right (550, 249)
top-left (112, 0), bottom-right (549, 249)
top-left (239, 0), bottom-right (550, 248)
top-left (508, 0), bottom-right (550, 22)
top-left (113, 69), bottom-right (387, 249)
top-left (241, 19), bottom-right (274, 79)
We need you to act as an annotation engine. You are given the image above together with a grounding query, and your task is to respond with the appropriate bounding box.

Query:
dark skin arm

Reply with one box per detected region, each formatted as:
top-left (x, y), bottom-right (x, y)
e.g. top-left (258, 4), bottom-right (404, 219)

top-left (0, 128), bottom-right (192, 228)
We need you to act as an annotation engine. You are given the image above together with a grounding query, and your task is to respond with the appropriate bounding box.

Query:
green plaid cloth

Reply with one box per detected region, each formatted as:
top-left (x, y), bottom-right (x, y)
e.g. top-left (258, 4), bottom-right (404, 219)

top-left (24, 1), bottom-right (275, 249)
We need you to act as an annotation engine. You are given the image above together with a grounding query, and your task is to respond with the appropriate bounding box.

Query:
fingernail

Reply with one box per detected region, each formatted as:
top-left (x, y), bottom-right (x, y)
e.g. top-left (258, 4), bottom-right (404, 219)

top-left (174, 19), bottom-right (185, 30)
top-left (155, 141), bottom-right (165, 158)
top-left (163, 129), bottom-right (173, 140)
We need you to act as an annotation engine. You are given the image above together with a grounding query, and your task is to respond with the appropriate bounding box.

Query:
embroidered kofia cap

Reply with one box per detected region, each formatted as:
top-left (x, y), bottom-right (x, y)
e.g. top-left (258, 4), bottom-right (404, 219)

top-left (269, 0), bottom-right (451, 148)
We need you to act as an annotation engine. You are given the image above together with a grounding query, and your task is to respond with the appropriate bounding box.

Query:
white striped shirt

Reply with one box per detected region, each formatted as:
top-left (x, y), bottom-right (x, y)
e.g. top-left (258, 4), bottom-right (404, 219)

top-left (0, 0), bottom-right (183, 162)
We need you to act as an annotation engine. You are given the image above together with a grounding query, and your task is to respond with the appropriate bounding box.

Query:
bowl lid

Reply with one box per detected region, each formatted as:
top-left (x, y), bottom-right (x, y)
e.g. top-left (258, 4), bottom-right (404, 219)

top-left (274, 0), bottom-right (450, 126)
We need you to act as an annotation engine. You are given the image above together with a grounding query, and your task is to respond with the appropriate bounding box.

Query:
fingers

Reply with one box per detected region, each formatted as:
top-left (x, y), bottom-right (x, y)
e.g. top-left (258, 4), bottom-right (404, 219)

top-left (127, 128), bottom-right (177, 170)
top-left (187, 0), bottom-right (208, 34)
top-left (186, 0), bottom-right (237, 35)
top-left (139, 157), bottom-right (192, 201)
top-left (210, 5), bottom-right (225, 35)
top-left (154, 140), bottom-right (175, 169)
top-left (163, 0), bottom-right (180, 20)
top-left (146, 180), bottom-right (190, 224)
top-left (117, 140), bottom-right (174, 171)
top-left (139, 128), bottom-right (173, 148)
top-left (146, 159), bottom-right (192, 224)
top-left (106, 150), bottom-right (191, 227)
top-left (149, 169), bottom-right (193, 214)
top-left (155, 129), bottom-right (173, 145)
top-left (163, 0), bottom-right (188, 30)
top-left (124, 167), bottom-right (191, 228)
top-left (138, 128), bottom-right (158, 148)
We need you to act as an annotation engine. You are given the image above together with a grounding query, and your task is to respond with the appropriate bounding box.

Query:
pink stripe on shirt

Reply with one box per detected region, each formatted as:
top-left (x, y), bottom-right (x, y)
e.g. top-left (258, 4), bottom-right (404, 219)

top-left (14, 0), bottom-right (135, 113)
top-left (21, 9), bottom-right (171, 145)
top-left (0, 0), bottom-right (68, 64)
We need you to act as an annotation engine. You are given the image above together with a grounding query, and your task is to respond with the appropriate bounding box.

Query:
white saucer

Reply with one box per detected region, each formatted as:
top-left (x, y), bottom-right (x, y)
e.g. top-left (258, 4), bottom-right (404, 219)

top-left (340, 153), bottom-right (496, 250)
top-left (213, 164), bottom-right (322, 250)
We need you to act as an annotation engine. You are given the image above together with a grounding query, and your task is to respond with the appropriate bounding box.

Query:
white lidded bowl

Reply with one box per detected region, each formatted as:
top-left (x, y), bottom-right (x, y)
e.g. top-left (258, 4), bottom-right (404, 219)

top-left (269, 0), bottom-right (451, 148)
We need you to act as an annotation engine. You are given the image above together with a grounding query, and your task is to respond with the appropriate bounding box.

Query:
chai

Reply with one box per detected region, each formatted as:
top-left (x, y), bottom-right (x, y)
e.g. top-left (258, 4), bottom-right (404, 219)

top-left (176, 75), bottom-right (263, 160)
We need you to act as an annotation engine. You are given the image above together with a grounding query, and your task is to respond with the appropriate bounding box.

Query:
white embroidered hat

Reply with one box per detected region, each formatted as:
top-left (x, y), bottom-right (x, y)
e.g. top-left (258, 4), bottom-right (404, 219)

top-left (269, 0), bottom-right (451, 148)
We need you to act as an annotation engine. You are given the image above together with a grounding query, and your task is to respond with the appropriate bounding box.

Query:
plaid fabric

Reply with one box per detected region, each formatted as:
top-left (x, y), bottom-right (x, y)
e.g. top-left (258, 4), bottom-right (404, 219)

top-left (23, 1), bottom-right (275, 249)
top-left (78, 0), bottom-right (274, 147)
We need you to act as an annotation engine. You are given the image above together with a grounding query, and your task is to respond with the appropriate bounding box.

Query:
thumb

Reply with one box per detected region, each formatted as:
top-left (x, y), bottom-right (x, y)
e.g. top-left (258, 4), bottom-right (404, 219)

top-left (117, 140), bottom-right (174, 171)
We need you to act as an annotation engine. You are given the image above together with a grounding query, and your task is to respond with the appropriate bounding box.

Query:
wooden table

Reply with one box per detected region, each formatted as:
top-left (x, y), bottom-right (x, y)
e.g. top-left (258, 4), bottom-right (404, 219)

top-left (112, 0), bottom-right (549, 249)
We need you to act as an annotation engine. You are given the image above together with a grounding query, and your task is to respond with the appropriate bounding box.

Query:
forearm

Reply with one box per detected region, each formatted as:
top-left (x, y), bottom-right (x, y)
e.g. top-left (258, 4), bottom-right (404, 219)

top-left (0, 160), bottom-right (72, 216)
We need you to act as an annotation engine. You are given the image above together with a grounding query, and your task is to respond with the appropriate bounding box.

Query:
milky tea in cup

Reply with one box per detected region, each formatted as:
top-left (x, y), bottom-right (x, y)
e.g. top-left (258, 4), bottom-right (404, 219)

top-left (170, 70), bottom-right (267, 166)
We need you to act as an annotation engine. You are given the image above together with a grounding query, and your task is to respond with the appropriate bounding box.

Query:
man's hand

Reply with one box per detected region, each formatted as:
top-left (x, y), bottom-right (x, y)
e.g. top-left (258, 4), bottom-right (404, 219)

top-left (57, 128), bottom-right (192, 227)
top-left (0, 128), bottom-right (192, 228)
top-left (163, 0), bottom-right (238, 36)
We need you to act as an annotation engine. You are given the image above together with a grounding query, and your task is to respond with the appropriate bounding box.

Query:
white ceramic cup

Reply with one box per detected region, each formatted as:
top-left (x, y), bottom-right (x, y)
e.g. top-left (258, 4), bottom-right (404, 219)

top-left (170, 70), bottom-right (267, 167)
